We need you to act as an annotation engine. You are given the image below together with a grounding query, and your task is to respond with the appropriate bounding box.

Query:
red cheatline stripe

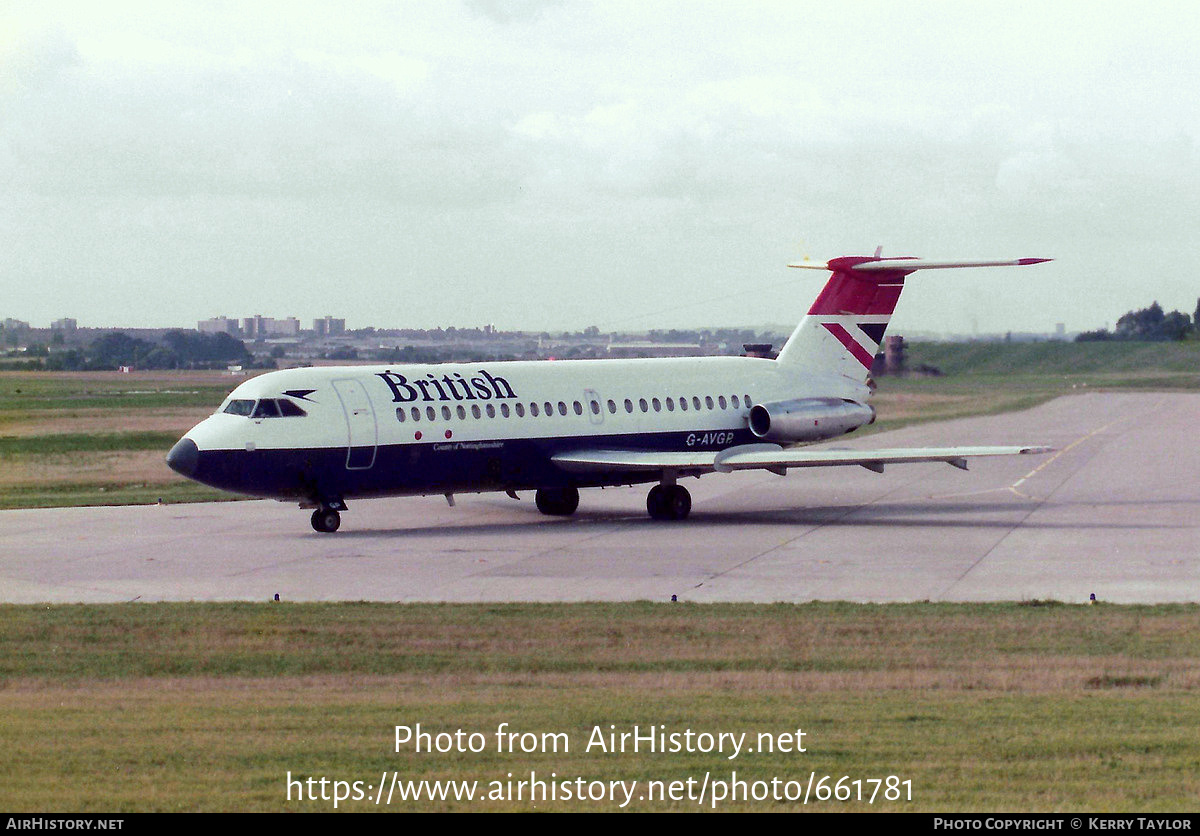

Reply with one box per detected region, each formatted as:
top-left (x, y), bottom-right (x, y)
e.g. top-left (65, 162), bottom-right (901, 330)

top-left (822, 323), bottom-right (875, 369)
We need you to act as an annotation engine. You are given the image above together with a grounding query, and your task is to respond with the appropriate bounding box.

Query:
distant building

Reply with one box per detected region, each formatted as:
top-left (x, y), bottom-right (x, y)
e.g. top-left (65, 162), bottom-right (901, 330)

top-left (240, 315), bottom-right (311, 338)
top-left (198, 316), bottom-right (240, 336)
top-left (314, 316), bottom-right (346, 336)
top-left (242, 315), bottom-right (271, 339)
top-left (50, 318), bottom-right (78, 333)
top-left (3, 318), bottom-right (30, 331)
top-left (272, 317), bottom-right (301, 337)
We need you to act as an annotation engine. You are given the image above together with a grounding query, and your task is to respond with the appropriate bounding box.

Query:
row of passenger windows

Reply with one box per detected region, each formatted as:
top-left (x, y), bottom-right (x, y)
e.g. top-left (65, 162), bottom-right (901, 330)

top-left (396, 393), bottom-right (753, 424)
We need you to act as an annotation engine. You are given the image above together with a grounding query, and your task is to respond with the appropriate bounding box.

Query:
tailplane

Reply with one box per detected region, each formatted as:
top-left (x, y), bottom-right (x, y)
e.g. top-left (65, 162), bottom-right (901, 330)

top-left (774, 254), bottom-right (1051, 379)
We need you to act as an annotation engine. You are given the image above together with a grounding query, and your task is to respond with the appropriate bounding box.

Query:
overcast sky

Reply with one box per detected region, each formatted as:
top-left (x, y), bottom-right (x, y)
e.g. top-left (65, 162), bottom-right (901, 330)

top-left (2, 1), bottom-right (1197, 335)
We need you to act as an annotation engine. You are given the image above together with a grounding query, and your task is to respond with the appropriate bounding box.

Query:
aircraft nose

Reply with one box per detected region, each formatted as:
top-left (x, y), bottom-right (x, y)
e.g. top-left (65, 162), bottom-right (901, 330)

top-left (167, 437), bottom-right (198, 478)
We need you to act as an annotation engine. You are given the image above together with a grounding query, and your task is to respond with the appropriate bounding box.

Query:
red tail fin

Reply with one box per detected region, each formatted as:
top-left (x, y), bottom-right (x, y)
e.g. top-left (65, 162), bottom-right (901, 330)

top-left (776, 255), bottom-right (1050, 379)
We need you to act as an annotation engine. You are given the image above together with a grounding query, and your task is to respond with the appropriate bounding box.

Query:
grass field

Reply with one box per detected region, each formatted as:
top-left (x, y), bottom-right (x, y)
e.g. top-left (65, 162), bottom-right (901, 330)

top-left (3, 342), bottom-right (1198, 510)
top-left (0, 370), bottom-right (245, 508)
top-left (1, 601), bottom-right (1197, 812)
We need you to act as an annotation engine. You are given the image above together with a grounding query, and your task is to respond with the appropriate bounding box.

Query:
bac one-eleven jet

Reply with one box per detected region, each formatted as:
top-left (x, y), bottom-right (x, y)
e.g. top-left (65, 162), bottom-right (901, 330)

top-left (167, 253), bottom-right (1052, 532)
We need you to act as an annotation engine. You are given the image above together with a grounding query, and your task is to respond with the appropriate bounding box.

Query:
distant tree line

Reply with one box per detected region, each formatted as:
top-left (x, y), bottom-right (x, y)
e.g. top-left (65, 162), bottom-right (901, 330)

top-left (43, 330), bottom-right (256, 370)
top-left (1075, 300), bottom-right (1200, 342)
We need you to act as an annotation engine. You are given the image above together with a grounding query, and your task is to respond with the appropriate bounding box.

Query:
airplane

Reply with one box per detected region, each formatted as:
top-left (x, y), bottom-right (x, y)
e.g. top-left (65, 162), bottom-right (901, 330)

top-left (166, 252), bottom-right (1053, 532)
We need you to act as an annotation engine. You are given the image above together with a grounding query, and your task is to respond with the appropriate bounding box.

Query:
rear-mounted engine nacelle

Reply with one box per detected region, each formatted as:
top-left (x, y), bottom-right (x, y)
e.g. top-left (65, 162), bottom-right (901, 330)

top-left (748, 397), bottom-right (875, 443)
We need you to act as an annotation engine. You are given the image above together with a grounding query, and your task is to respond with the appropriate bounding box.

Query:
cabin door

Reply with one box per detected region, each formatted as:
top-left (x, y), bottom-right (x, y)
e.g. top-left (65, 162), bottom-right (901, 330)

top-left (331, 379), bottom-right (378, 470)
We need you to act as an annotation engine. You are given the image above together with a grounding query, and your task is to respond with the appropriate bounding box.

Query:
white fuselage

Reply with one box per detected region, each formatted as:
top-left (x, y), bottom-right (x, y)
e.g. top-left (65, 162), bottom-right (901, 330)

top-left (176, 355), bottom-right (870, 502)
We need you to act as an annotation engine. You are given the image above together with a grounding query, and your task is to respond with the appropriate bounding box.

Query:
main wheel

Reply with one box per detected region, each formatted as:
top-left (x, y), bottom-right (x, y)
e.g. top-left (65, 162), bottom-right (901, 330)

top-left (647, 485), bottom-right (691, 520)
top-left (665, 485), bottom-right (691, 520)
top-left (647, 484), bottom-right (669, 520)
top-left (535, 486), bottom-right (580, 516)
top-left (311, 508), bottom-right (341, 533)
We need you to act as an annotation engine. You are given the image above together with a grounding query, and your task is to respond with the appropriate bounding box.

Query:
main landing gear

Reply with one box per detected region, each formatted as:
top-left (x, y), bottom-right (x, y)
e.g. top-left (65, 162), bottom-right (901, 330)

top-left (646, 484), bottom-right (691, 521)
top-left (535, 486), bottom-right (580, 516)
top-left (533, 482), bottom-right (692, 521)
top-left (310, 507), bottom-right (341, 533)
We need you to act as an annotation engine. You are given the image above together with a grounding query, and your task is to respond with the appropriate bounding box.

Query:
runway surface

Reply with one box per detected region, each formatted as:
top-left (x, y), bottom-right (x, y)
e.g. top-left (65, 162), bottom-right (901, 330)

top-left (2, 392), bottom-right (1197, 604)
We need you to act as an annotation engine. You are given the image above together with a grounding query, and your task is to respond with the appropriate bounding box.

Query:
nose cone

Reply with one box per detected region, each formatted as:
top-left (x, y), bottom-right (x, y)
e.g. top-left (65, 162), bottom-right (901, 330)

top-left (167, 437), bottom-right (199, 478)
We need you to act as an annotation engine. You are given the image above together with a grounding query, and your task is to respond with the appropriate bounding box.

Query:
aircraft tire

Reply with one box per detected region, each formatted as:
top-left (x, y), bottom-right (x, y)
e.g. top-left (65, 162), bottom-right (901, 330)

top-left (535, 487), bottom-right (579, 516)
top-left (666, 485), bottom-right (691, 520)
top-left (648, 484), bottom-right (690, 520)
top-left (646, 485), bottom-right (668, 520)
top-left (311, 508), bottom-right (341, 533)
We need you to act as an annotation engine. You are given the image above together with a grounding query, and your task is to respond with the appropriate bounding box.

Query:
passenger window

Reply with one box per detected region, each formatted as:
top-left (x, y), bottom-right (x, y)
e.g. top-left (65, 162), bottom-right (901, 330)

top-left (718, 396), bottom-right (727, 409)
top-left (530, 403), bottom-right (539, 417)
top-left (544, 402), bottom-right (553, 416)
top-left (557, 402), bottom-right (567, 416)
top-left (744, 393), bottom-right (751, 405)
top-left (693, 397), bottom-right (701, 410)
top-left (472, 404), bottom-right (481, 419)
top-left (252, 399), bottom-right (280, 419)
top-left (501, 404), bottom-right (510, 418)
top-left (486, 404), bottom-right (496, 418)
top-left (639, 398), bottom-right (648, 412)
top-left (426, 406), bottom-right (436, 421)
top-left (516, 403), bottom-right (526, 417)
top-left (624, 399), bottom-right (633, 413)
top-left (456, 405), bottom-right (466, 420)
top-left (705, 396), bottom-right (714, 409)
top-left (731, 395), bottom-right (740, 408)
top-left (573, 401), bottom-right (582, 416)
top-left (593, 400), bottom-right (602, 415)
top-left (279, 399), bottom-right (307, 417)
top-left (607, 399), bottom-right (616, 414)
top-left (412, 407), bottom-right (421, 422)
top-left (665, 397), bottom-right (674, 411)
top-left (679, 397), bottom-right (688, 411)
top-left (652, 398), bottom-right (661, 412)
top-left (442, 406), bottom-right (452, 420)
top-left (395, 408), bottom-right (406, 423)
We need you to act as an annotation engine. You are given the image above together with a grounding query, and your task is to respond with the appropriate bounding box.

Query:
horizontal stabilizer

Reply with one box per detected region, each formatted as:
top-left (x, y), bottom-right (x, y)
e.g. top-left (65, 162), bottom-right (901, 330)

top-left (788, 257), bottom-right (1052, 272)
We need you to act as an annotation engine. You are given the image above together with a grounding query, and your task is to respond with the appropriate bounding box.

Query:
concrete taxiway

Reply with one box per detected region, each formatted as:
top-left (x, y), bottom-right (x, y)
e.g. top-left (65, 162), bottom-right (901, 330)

top-left (1, 392), bottom-right (1197, 604)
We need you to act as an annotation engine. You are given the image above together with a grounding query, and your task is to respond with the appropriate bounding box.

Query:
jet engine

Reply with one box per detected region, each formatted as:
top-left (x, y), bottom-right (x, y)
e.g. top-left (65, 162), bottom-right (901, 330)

top-left (748, 397), bottom-right (875, 443)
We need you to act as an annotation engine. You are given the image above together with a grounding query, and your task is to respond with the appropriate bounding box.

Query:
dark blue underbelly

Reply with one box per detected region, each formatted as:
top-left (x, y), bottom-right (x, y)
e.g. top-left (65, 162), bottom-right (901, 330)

top-left (188, 428), bottom-right (757, 502)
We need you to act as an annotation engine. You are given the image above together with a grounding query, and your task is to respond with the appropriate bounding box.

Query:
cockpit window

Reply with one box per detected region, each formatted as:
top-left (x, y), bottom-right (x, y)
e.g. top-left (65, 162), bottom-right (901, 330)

top-left (222, 398), bottom-right (308, 418)
top-left (223, 399), bottom-right (256, 416)
top-left (252, 399), bottom-right (281, 419)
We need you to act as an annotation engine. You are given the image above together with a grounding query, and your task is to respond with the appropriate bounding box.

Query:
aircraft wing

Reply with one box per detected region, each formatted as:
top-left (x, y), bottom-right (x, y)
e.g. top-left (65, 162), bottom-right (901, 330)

top-left (552, 443), bottom-right (1053, 476)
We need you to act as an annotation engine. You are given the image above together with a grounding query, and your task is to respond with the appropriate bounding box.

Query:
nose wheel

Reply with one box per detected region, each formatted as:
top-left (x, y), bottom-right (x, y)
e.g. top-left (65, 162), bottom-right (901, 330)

top-left (311, 508), bottom-right (341, 533)
top-left (647, 484), bottom-right (691, 520)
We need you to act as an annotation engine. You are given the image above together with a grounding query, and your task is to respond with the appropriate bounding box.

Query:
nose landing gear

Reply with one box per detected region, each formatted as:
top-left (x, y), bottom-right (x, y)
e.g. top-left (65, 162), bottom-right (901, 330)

top-left (311, 507), bottom-right (341, 533)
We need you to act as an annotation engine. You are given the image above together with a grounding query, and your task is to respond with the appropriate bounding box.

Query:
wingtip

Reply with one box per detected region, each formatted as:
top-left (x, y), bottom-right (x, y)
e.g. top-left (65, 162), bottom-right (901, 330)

top-left (1017, 258), bottom-right (1053, 266)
